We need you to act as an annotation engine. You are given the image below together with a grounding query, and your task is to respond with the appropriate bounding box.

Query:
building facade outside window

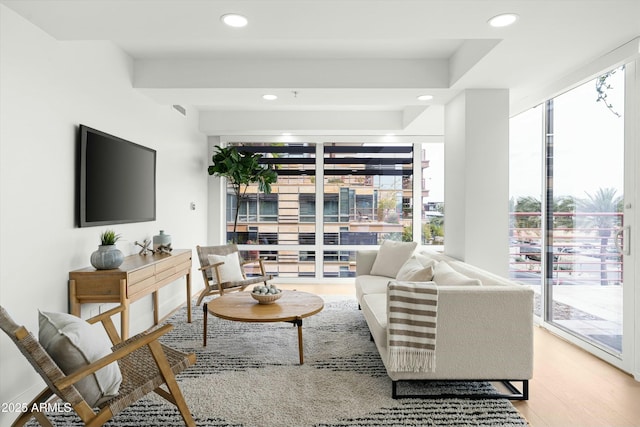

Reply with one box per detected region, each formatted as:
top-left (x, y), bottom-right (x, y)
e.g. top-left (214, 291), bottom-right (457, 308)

top-left (220, 140), bottom-right (444, 278)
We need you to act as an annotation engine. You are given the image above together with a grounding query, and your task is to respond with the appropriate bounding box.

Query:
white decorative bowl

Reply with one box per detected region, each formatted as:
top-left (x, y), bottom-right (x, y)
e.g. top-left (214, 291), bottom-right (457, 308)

top-left (251, 292), bottom-right (282, 304)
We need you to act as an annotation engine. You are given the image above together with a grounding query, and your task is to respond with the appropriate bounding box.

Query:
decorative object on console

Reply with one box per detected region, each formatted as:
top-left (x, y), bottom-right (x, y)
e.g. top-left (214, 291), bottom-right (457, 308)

top-left (90, 229), bottom-right (124, 270)
top-left (153, 229), bottom-right (171, 251)
top-left (134, 239), bottom-right (153, 255)
top-left (156, 243), bottom-right (173, 254)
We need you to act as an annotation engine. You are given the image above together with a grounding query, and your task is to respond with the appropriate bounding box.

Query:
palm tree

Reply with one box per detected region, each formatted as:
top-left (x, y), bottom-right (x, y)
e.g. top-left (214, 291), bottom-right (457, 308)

top-left (577, 188), bottom-right (623, 285)
top-left (514, 196), bottom-right (542, 230)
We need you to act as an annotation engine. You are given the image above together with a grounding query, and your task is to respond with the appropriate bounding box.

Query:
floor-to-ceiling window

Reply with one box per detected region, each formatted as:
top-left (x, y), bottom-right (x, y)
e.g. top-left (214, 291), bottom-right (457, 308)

top-left (321, 143), bottom-right (413, 277)
top-left (510, 63), bottom-right (635, 371)
top-left (421, 143), bottom-right (445, 247)
top-left (509, 105), bottom-right (544, 317)
top-left (224, 143), bottom-right (318, 278)
top-left (220, 139), bottom-right (443, 279)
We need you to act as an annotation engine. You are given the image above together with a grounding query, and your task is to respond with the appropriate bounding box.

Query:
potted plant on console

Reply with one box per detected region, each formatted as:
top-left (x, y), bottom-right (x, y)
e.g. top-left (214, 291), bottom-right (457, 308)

top-left (90, 229), bottom-right (124, 270)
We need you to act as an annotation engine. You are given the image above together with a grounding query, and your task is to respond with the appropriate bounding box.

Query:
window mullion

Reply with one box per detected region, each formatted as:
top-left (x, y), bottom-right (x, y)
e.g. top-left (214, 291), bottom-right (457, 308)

top-left (413, 142), bottom-right (422, 244)
top-left (315, 141), bottom-right (324, 279)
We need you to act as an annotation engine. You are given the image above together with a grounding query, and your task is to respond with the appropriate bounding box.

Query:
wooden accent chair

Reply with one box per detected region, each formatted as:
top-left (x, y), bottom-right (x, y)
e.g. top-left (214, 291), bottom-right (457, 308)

top-left (196, 244), bottom-right (272, 305)
top-left (0, 305), bottom-right (196, 427)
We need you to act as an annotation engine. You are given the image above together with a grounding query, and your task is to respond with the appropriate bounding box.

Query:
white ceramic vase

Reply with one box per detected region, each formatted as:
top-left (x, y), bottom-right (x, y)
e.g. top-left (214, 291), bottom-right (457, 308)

top-left (90, 245), bottom-right (124, 270)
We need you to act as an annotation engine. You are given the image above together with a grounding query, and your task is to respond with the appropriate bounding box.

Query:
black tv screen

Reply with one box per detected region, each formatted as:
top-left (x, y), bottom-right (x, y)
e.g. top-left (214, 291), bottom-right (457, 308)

top-left (78, 125), bottom-right (156, 227)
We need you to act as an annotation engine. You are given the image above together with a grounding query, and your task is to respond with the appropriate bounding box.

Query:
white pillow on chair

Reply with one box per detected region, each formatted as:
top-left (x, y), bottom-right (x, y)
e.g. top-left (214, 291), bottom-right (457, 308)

top-left (208, 252), bottom-right (245, 282)
top-left (39, 311), bottom-right (122, 408)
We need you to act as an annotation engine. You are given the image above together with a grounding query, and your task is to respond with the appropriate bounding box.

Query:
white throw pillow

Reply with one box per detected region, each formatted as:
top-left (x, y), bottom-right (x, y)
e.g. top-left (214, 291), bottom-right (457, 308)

top-left (370, 240), bottom-right (417, 278)
top-left (396, 257), bottom-right (435, 282)
top-left (208, 252), bottom-right (244, 282)
top-left (432, 261), bottom-right (482, 286)
top-left (414, 252), bottom-right (438, 269)
top-left (39, 311), bottom-right (122, 407)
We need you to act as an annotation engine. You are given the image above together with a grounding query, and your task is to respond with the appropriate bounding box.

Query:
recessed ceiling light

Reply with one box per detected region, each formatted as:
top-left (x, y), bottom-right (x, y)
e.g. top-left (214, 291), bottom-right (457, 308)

top-left (488, 13), bottom-right (519, 27)
top-left (417, 95), bottom-right (433, 101)
top-left (263, 94), bottom-right (278, 101)
top-left (221, 13), bottom-right (248, 27)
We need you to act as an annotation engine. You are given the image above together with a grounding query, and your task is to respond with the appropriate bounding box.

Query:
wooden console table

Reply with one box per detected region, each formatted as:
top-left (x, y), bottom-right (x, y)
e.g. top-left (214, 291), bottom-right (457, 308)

top-left (69, 249), bottom-right (192, 339)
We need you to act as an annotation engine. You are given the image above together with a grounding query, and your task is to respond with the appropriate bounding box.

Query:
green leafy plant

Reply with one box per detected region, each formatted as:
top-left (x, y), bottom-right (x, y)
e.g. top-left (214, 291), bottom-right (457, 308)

top-left (595, 66), bottom-right (624, 118)
top-left (100, 229), bottom-right (121, 245)
top-left (208, 145), bottom-right (278, 239)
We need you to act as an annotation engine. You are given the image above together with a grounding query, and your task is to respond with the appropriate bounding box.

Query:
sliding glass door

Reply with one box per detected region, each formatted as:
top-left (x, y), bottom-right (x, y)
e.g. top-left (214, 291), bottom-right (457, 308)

top-left (547, 67), bottom-right (625, 353)
top-left (510, 63), bottom-right (635, 370)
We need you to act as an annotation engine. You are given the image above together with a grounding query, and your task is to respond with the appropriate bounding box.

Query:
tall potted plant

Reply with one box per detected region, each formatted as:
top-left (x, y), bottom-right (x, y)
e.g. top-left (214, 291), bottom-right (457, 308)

top-left (208, 145), bottom-right (277, 242)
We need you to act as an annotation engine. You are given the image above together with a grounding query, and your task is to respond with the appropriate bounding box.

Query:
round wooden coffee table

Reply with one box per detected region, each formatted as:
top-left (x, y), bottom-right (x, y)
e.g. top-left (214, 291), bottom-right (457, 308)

top-left (203, 290), bottom-right (324, 364)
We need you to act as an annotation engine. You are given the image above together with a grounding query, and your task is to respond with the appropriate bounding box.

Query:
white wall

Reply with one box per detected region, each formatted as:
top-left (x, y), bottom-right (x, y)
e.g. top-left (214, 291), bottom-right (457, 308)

top-left (0, 6), bottom-right (208, 424)
top-left (206, 136), bottom-right (225, 245)
top-left (444, 89), bottom-right (510, 276)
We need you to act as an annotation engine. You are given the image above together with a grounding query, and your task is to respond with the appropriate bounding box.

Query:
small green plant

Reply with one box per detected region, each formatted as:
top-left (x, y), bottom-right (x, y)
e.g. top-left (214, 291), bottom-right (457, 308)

top-left (100, 230), bottom-right (121, 245)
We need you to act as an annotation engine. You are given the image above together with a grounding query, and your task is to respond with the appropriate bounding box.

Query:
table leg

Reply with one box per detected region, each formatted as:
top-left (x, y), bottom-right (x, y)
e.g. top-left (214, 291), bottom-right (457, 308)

top-left (203, 303), bottom-right (208, 347)
top-left (119, 280), bottom-right (129, 340)
top-left (186, 272), bottom-right (192, 323)
top-left (295, 317), bottom-right (303, 364)
top-left (68, 279), bottom-right (80, 316)
top-left (153, 291), bottom-right (159, 325)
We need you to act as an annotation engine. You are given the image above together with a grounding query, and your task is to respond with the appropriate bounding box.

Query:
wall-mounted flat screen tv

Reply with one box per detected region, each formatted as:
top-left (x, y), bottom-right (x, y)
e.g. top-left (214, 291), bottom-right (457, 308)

top-left (78, 125), bottom-right (156, 227)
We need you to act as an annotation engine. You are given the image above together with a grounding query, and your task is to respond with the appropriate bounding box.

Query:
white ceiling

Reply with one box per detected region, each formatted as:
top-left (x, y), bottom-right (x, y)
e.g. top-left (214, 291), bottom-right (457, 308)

top-left (2, 0), bottom-right (639, 135)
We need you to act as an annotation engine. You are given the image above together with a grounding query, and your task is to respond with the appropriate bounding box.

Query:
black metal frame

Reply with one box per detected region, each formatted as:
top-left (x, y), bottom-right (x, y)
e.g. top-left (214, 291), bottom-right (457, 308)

top-left (391, 379), bottom-right (529, 400)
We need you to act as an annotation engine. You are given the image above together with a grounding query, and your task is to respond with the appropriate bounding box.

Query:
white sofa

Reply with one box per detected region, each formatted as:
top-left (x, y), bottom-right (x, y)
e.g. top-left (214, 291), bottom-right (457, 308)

top-left (356, 244), bottom-right (534, 399)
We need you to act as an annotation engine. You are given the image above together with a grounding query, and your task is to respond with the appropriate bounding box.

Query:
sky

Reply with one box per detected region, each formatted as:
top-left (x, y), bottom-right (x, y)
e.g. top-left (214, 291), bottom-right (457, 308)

top-left (509, 67), bottom-right (625, 202)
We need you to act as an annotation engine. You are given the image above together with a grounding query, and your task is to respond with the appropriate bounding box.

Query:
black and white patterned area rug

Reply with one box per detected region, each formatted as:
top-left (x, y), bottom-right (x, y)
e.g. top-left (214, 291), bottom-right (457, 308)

top-left (32, 296), bottom-right (528, 427)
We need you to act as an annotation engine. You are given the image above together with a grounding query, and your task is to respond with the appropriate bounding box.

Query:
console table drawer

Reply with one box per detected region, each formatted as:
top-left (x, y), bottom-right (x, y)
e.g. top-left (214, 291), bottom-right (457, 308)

top-left (129, 265), bottom-right (155, 284)
top-left (128, 275), bottom-right (158, 298)
top-left (156, 251), bottom-right (191, 271)
top-left (156, 265), bottom-right (177, 281)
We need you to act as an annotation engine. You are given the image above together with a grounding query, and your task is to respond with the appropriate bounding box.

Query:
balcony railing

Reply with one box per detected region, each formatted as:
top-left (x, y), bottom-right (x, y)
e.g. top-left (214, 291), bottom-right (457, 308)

top-left (509, 211), bottom-right (623, 286)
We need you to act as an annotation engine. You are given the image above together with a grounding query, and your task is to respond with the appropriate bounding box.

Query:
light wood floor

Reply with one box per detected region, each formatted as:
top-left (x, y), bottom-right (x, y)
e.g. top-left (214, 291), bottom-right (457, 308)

top-left (277, 283), bottom-right (640, 427)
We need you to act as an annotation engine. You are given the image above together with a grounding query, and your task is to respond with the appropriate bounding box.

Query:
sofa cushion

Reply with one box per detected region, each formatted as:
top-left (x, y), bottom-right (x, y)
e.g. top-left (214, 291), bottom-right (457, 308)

top-left (370, 240), bottom-right (417, 278)
top-left (448, 261), bottom-right (513, 286)
top-left (361, 293), bottom-right (388, 346)
top-left (39, 311), bottom-right (122, 408)
top-left (414, 249), bottom-right (454, 264)
top-left (433, 261), bottom-right (482, 286)
top-left (396, 257), bottom-right (435, 282)
top-left (414, 252), bottom-right (439, 268)
top-left (356, 275), bottom-right (391, 304)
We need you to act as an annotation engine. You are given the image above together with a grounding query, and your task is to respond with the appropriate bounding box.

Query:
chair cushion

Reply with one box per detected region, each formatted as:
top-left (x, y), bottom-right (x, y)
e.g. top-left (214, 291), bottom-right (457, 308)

top-left (370, 240), bottom-right (417, 278)
top-left (208, 252), bottom-right (244, 282)
top-left (395, 257), bottom-right (435, 282)
top-left (432, 261), bottom-right (482, 286)
top-left (39, 311), bottom-right (122, 407)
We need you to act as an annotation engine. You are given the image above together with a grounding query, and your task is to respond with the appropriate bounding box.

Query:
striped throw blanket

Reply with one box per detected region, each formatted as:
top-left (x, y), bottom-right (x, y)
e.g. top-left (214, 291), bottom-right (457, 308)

top-left (387, 281), bottom-right (438, 372)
